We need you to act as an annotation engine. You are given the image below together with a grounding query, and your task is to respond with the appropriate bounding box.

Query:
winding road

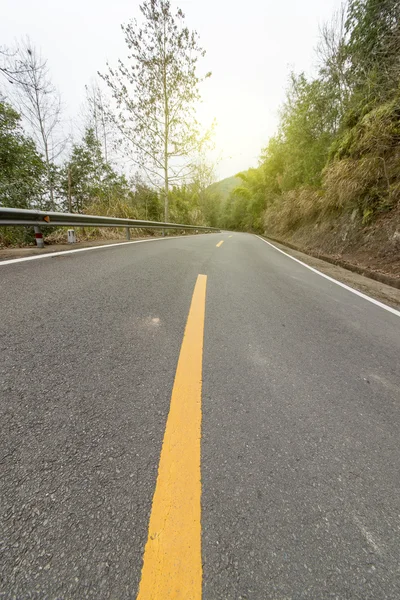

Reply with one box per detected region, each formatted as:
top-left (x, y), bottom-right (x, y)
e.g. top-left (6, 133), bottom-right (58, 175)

top-left (1, 232), bottom-right (399, 599)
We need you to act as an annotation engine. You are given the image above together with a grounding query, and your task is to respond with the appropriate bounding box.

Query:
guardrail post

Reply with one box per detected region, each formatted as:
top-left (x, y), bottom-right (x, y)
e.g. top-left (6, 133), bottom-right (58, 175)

top-left (67, 229), bottom-right (76, 243)
top-left (126, 227), bottom-right (131, 240)
top-left (34, 226), bottom-right (44, 248)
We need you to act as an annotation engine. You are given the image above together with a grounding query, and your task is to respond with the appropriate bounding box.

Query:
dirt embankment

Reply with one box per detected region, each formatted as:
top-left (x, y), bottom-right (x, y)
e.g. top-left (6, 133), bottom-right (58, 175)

top-left (265, 205), bottom-right (400, 289)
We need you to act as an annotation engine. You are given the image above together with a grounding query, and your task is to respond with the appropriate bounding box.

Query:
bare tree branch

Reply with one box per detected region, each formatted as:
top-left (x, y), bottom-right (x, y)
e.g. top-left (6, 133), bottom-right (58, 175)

top-left (3, 39), bottom-right (65, 208)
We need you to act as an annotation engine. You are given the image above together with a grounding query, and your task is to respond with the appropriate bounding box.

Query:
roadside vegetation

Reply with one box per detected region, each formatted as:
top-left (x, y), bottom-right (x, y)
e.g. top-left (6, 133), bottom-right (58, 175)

top-left (0, 0), bottom-right (217, 247)
top-left (219, 0), bottom-right (400, 253)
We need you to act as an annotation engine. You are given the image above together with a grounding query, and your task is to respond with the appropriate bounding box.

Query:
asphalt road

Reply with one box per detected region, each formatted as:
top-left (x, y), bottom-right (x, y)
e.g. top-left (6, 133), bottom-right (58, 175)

top-left (1, 232), bottom-right (399, 599)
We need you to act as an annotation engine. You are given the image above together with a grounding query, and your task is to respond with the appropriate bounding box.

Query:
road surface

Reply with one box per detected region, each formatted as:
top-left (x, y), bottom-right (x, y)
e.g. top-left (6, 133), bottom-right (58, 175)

top-left (1, 232), bottom-right (399, 599)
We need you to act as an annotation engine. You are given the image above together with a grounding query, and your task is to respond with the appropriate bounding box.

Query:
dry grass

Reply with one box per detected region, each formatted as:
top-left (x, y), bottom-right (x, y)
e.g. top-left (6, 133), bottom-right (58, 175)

top-left (264, 97), bottom-right (400, 235)
top-left (44, 227), bottom-right (155, 245)
top-left (264, 188), bottom-right (324, 234)
top-left (324, 154), bottom-right (400, 216)
top-left (84, 198), bottom-right (141, 220)
top-left (264, 153), bottom-right (400, 235)
top-left (323, 158), bottom-right (367, 211)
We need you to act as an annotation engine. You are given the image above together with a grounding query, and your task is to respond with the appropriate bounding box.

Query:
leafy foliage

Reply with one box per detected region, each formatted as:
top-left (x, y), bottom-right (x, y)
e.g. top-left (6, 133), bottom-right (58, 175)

top-left (0, 100), bottom-right (46, 208)
top-left (218, 0), bottom-right (400, 234)
top-left (60, 128), bottom-right (132, 213)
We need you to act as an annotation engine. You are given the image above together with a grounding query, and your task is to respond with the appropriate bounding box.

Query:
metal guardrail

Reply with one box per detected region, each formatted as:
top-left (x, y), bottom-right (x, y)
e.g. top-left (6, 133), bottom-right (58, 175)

top-left (0, 207), bottom-right (219, 247)
top-left (0, 207), bottom-right (219, 231)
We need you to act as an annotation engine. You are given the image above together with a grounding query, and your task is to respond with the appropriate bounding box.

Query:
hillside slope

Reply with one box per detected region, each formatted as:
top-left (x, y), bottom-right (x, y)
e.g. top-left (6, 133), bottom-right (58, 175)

top-left (207, 176), bottom-right (241, 201)
top-left (216, 0), bottom-right (400, 283)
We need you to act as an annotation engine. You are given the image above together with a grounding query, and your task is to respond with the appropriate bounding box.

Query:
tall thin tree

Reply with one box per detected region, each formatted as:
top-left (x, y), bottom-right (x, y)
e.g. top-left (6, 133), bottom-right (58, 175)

top-left (101, 0), bottom-right (212, 221)
top-left (84, 82), bottom-right (110, 164)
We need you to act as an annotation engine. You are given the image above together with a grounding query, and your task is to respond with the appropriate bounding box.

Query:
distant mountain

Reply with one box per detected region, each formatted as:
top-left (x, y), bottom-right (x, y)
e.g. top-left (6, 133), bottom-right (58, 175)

top-left (207, 175), bottom-right (241, 200)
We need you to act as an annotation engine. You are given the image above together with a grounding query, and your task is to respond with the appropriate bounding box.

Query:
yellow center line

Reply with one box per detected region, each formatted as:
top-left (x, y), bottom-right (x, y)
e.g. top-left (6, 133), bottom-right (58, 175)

top-left (137, 274), bottom-right (207, 600)
top-left (216, 240), bottom-right (224, 247)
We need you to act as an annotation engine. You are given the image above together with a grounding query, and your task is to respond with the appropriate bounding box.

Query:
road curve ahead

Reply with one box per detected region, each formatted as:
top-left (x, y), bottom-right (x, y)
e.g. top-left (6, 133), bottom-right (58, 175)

top-left (1, 232), bottom-right (399, 599)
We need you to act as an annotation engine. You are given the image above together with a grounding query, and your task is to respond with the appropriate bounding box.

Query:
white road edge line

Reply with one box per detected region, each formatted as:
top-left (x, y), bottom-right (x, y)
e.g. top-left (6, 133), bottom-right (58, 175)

top-left (0, 235), bottom-right (201, 267)
top-left (255, 235), bottom-right (400, 318)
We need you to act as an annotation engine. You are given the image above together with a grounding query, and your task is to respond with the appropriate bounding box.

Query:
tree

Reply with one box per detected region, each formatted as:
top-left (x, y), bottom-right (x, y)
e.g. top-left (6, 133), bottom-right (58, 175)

top-left (101, 0), bottom-right (212, 221)
top-left (267, 74), bottom-right (338, 192)
top-left (62, 128), bottom-right (102, 213)
top-left (61, 127), bottom-right (131, 213)
top-left (132, 178), bottom-right (163, 220)
top-left (0, 99), bottom-right (46, 208)
top-left (317, 3), bottom-right (350, 122)
top-left (3, 40), bottom-right (64, 208)
top-left (345, 0), bottom-right (400, 103)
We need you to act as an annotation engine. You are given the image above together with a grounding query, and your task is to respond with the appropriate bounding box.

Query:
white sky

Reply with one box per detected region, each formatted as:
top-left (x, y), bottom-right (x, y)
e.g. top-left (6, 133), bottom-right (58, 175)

top-left (1, 0), bottom-right (343, 180)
